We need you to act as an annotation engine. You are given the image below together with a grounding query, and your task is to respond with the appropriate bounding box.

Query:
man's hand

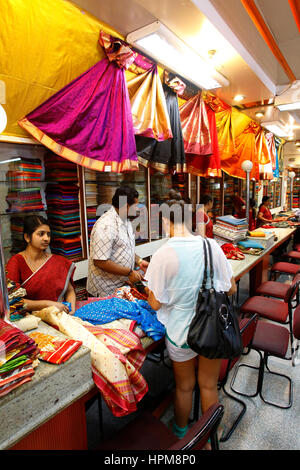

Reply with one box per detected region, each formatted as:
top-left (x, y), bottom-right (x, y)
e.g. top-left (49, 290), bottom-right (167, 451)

top-left (128, 269), bottom-right (143, 284)
top-left (139, 260), bottom-right (149, 273)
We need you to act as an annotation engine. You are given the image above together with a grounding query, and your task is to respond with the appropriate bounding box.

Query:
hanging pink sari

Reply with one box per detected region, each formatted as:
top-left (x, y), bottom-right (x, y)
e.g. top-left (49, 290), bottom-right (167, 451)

top-left (6, 253), bottom-right (75, 302)
top-left (18, 32), bottom-right (138, 173)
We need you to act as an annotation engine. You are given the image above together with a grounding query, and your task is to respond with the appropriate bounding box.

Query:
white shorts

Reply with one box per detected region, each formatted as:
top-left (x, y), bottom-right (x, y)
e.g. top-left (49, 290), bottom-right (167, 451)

top-left (165, 338), bottom-right (198, 363)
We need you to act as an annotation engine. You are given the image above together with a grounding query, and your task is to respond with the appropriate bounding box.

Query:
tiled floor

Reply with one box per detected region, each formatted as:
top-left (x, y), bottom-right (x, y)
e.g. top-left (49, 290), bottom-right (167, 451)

top-left (86, 271), bottom-right (300, 451)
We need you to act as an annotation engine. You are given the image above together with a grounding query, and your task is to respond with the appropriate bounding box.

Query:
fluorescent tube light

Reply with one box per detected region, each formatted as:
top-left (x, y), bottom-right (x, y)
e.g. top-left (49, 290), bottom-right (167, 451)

top-left (261, 120), bottom-right (291, 138)
top-left (0, 157), bottom-right (21, 165)
top-left (127, 22), bottom-right (229, 90)
top-left (276, 101), bottom-right (300, 112)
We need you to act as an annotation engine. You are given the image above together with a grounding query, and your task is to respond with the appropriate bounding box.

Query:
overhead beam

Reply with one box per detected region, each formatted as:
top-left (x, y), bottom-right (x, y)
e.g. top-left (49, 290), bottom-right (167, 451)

top-left (190, 0), bottom-right (277, 95)
top-left (241, 0), bottom-right (297, 83)
top-left (288, 0), bottom-right (300, 34)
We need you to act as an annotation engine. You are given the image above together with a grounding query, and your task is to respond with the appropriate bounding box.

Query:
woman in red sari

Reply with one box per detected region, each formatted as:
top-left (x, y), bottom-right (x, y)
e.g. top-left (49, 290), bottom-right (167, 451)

top-left (257, 196), bottom-right (273, 227)
top-left (196, 194), bottom-right (214, 238)
top-left (6, 215), bottom-right (76, 314)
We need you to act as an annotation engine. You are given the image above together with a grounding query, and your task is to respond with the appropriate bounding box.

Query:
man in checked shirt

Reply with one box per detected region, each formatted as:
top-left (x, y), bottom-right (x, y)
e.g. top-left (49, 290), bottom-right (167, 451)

top-left (87, 186), bottom-right (148, 297)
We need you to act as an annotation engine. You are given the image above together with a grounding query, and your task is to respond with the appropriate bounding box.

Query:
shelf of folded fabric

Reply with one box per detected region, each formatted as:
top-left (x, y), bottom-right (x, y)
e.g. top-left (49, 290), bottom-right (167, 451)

top-left (45, 182), bottom-right (83, 262)
top-left (223, 175), bottom-right (239, 215)
top-left (74, 280), bottom-right (88, 301)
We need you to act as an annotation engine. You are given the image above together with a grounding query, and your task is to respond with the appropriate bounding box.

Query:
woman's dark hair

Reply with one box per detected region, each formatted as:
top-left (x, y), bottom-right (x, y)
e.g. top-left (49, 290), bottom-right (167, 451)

top-left (168, 188), bottom-right (182, 201)
top-left (23, 215), bottom-right (50, 243)
top-left (164, 199), bottom-right (188, 225)
top-left (200, 194), bottom-right (213, 206)
top-left (262, 196), bottom-right (270, 204)
top-left (112, 185), bottom-right (139, 208)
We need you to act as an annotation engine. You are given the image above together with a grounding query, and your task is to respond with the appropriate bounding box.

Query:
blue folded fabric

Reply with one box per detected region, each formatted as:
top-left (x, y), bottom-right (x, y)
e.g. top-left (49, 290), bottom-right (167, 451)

top-left (216, 215), bottom-right (247, 225)
top-left (238, 239), bottom-right (264, 249)
top-left (74, 297), bottom-right (165, 341)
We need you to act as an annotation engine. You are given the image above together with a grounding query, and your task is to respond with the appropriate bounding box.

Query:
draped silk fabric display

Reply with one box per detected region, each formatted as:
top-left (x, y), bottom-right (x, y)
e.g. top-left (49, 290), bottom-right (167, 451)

top-left (127, 65), bottom-right (173, 141)
top-left (179, 92), bottom-right (221, 177)
top-left (136, 83), bottom-right (186, 173)
top-left (18, 31), bottom-right (139, 173)
top-left (179, 92), bottom-right (212, 156)
top-left (233, 121), bottom-right (260, 180)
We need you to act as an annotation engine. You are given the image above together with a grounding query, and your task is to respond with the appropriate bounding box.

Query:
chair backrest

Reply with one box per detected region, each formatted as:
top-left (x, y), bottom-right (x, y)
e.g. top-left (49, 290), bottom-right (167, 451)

top-left (169, 402), bottom-right (224, 451)
top-left (293, 304), bottom-right (300, 340)
top-left (284, 273), bottom-right (300, 303)
top-left (219, 313), bottom-right (258, 384)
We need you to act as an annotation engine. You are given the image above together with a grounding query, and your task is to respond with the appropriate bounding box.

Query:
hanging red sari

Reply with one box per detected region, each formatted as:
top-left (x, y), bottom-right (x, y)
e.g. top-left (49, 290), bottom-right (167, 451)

top-left (6, 254), bottom-right (75, 302)
top-left (179, 92), bottom-right (212, 156)
top-left (181, 95), bottom-right (221, 177)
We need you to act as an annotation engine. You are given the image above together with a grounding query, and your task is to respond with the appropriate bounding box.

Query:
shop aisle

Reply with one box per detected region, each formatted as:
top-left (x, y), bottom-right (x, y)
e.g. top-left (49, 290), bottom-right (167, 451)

top-left (86, 273), bottom-right (300, 451)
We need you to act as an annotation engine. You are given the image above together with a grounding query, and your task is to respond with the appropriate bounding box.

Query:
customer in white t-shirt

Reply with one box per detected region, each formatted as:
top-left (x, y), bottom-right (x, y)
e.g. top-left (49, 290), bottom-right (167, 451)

top-left (145, 199), bottom-right (236, 443)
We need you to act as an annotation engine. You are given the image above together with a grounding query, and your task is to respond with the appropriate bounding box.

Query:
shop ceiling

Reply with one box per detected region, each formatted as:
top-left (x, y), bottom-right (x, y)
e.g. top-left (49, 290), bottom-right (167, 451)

top-left (72, 0), bottom-right (300, 160)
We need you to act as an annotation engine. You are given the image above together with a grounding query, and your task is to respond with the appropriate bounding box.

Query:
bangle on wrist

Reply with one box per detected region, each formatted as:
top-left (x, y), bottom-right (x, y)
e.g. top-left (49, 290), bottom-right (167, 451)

top-left (127, 268), bottom-right (133, 277)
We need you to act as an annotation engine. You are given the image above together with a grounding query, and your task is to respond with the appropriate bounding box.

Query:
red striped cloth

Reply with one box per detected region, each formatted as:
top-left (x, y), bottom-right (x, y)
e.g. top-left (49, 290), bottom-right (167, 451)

top-left (28, 332), bottom-right (82, 364)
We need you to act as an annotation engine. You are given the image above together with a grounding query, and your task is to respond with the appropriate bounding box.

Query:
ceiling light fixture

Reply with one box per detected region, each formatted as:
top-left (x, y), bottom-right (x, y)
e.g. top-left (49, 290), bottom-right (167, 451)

top-left (233, 94), bottom-right (245, 102)
top-left (126, 21), bottom-right (230, 90)
top-left (261, 120), bottom-right (293, 138)
top-left (296, 141), bottom-right (300, 146)
top-left (276, 101), bottom-right (300, 112)
top-left (255, 111), bottom-right (265, 118)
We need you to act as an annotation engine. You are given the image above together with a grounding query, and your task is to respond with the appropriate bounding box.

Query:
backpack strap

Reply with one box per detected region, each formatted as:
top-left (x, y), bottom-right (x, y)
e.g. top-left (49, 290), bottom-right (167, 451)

top-left (205, 238), bottom-right (214, 289)
top-left (201, 238), bottom-right (208, 290)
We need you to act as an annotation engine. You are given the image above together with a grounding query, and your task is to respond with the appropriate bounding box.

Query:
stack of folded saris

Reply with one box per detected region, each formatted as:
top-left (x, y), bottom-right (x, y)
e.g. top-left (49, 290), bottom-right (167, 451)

top-left (7, 278), bottom-right (28, 321)
top-left (6, 157), bottom-right (43, 184)
top-left (45, 182), bottom-right (82, 262)
top-left (0, 319), bottom-right (39, 397)
top-left (213, 215), bottom-right (248, 243)
top-left (6, 187), bottom-right (45, 213)
top-left (44, 152), bottom-right (78, 182)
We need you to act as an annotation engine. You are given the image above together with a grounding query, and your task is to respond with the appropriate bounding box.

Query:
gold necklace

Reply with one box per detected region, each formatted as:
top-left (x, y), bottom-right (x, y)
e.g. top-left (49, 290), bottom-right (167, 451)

top-left (23, 251), bottom-right (48, 273)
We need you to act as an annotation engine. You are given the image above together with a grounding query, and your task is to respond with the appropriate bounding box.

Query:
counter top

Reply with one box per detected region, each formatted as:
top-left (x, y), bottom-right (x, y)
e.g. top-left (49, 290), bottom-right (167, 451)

top-left (0, 320), bottom-right (94, 450)
top-left (229, 227), bottom-right (296, 281)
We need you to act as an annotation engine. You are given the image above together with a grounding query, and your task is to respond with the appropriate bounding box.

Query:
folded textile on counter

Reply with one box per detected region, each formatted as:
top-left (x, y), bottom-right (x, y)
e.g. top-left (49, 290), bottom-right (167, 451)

top-left (248, 230), bottom-right (266, 237)
top-left (74, 296), bottom-right (165, 341)
top-left (237, 246), bottom-right (264, 256)
top-left (237, 239), bottom-right (264, 250)
top-left (13, 314), bottom-right (41, 332)
top-left (0, 319), bottom-right (39, 397)
top-left (220, 243), bottom-right (245, 260)
top-left (32, 308), bottom-right (149, 417)
top-left (28, 331), bottom-right (82, 364)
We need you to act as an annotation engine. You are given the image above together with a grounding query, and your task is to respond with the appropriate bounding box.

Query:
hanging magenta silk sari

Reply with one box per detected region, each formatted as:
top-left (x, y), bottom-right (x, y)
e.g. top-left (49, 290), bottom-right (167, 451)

top-left (6, 254), bottom-right (75, 302)
top-left (18, 32), bottom-right (138, 173)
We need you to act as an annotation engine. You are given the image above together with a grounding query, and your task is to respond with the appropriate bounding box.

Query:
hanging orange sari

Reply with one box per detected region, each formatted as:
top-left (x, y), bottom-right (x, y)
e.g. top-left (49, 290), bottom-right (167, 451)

top-left (233, 121), bottom-right (260, 180)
